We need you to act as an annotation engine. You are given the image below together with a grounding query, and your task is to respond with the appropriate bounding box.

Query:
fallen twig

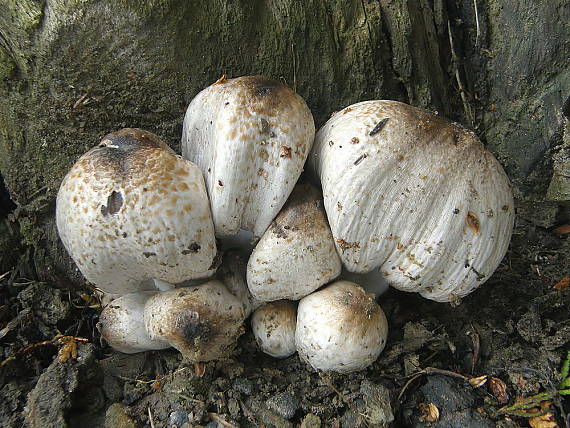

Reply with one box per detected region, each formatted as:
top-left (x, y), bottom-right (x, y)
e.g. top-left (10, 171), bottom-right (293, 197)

top-left (208, 412), bottom-right (238, 428)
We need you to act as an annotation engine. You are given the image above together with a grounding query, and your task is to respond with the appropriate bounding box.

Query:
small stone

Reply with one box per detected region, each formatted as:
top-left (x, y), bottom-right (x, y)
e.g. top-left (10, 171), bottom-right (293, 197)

top-left (105, 403), bottom-right (136, 428)
top-left (267, 392), bottom-right (299, 420)
top-left (359, 379), bottom-right (394, 425)
top-left (169, 410), bottom-right (189, 427)
top-left (227, 397), bottom-right (241, 417)
top-left (232, 378), bottom-right (254, 395)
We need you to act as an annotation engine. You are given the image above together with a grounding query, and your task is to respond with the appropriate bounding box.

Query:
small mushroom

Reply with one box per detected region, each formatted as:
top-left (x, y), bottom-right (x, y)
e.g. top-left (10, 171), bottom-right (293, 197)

top-left (56, 128), bottom-right (218, 297)
top-left (215, 250), bottom-right (262, 317)
top-left (309, 101), bottom-right (514, 302)
top-left (251, 300), bottom-right (297, 358)
top-left (181, 75), bottom-right (315, 238)
top-left (247, 183), bottom-right (342, 301)
top-left (295, 281), bottom-right (388, 373)
top-left (143, 280), bottom-right (246, 362)
top-left (97, 292), bottom-right (169, 353)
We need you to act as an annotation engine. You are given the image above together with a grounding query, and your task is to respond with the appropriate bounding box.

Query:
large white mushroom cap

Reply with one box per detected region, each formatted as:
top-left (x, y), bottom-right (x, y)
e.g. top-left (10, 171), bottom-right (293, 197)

top-left (181, 75), bottom-right (315, 238)
top-left (56, 128), bottom-right (218, 296)
top-left (97, 292), bottom-right (169, 354)
top-left (247, 183), bottom-right (342, 301)
top-left (295, 281), bottom-right (388, 373)
top-left (309, 101), bottom-right (515, 302)
top-left (251, 300), bottom-right (297, 358)
top-left (143, 280), bottom-right (246, 362)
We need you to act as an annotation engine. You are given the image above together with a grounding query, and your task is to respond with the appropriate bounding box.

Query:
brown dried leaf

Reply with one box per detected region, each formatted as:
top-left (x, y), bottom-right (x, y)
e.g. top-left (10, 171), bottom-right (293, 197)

top-left (419, 402), bottom-right (440, 423)
top-left (553, 276), bottom-right (570, 291)
top-left (489, 377), bottom-right (509, 404)
top-left (553, 224), bottom-right (570, 235)
top-left (194, 362), bottom-right (206, 377)
top-left (55, 335), bottom-right (88, 363)
top-left (528, 412), bottom-right (559, 428)
top-left (58, 340), bottom-right (77, 363)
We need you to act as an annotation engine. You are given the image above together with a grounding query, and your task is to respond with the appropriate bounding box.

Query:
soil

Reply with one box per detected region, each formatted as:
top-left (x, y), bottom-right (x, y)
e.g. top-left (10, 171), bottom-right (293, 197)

top-left (0, 205), bottom-right (569, 427)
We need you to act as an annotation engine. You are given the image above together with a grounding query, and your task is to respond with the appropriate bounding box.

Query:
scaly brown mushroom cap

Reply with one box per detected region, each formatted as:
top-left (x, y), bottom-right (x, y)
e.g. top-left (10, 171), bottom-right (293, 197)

top-left (56, 128), bottom-right (217, 296)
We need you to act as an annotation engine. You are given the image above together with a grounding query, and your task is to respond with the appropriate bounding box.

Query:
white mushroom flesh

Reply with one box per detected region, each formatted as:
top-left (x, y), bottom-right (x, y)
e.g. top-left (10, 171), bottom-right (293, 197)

top-left (181, 75), bottom-right (315, 237)
top-left (251, 300), bottom-right (297, 358)
top-left (295, 281), bottom-right (388, 373)
top-left (56, 128), bottom-right (218, 295)
top-left (247, 183), bottom-right (342, 301)
top-left (309, 101), bottom-right (515, 302)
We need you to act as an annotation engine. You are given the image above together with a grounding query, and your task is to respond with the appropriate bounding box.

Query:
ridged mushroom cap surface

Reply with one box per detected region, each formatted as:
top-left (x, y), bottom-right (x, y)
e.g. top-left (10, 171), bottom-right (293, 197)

top-left (181, 75), bottom-right (315, 238)
top-left (143, 280), bottom-right (246, 362)
top-left (98, 291), bottom-right (169, 354)
top-left (309, 101), bottom-right (515, 302)
top-left (295, 281), bottom-right (388, 373)
top-left (247, 183), bottom-right (341, 301)
top-left (56, 128), bottom-right (217, 295)
top-left (251, 300), bottom-right (297, 359)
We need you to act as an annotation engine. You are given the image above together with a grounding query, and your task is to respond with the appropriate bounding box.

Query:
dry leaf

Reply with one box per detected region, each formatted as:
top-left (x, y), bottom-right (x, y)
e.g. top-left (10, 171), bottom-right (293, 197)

top-left (553, 224), bottom-right (570, 235)
top-left (55, 335), bottom-right (88, 363)
top-left (419, 402), bottom-right (440, 423)
top-left (489, 377), bottom-right (509, 404)
top-left (528, 412), bottom-right (559, 428)
top-left (194, 362), bottom-right (206, 377)
top-left (469, 375), bottom-right (488, 388)
top-left (553, 276), bottom-right (570, 291)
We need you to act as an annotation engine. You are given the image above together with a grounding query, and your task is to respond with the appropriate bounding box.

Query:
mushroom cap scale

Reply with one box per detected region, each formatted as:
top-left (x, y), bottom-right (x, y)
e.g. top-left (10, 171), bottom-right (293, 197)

top-left (56, 128), bottom-right (217, 295)
top-left (182, 75), bottom-right (315, 237)
top-left (143, 280), bottom-right (246, 362)
top-left (309, 101), bottom-right (514, 302)
top-left (247, 183), bottom-right (342, 301)
top-left (97, 291), bottom-right (170, 354)
top-left (295, 281), bottom-right (388, 373)
top-left (251, 300), bottom-right (297, 358)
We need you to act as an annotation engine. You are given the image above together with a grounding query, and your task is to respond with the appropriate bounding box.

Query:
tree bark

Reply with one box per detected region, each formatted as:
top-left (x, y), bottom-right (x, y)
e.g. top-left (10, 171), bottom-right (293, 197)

top-left (0, 0), bottom-right (568, 285)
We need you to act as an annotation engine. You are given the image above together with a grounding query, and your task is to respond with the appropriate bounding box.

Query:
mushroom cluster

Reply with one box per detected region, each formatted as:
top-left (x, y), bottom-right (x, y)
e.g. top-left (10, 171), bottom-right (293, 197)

top-left (56, 76), bottom-right (514, 372)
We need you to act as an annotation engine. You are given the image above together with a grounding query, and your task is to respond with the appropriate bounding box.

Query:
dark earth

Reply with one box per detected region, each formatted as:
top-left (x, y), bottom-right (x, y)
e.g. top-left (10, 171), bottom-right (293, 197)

top-left (0, 1), bottom-right (569, 427)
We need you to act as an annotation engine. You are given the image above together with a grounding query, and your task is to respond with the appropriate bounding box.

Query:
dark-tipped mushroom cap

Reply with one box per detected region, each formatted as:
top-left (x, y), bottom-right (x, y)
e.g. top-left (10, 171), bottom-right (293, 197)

top-left (56, 128), bottom-right (218, 295)
top-left (309, 101), bottom-right (514, 302)
top-left (247, 183), bottom-right (341, 301)
top-left (143, 280), bottom-right (246, 362)
top-left (181, 75), bottom-right (315, 238)
top-left (251, 300), bottom-right (297, 358)
top-left (295, 281), bottom-right (388, 372)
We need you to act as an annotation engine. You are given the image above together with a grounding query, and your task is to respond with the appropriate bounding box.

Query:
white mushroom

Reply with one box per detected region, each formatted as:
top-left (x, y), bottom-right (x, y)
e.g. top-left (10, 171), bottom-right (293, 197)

top-left (56, 128), bottom-right (218, 297)
top-left (295, 281), bottom-right (388, 373)
top-left (181, 75), bottom-right (315, 238)
top-left (309, 101), bottom-right (515, 302)
top-left (97, 292), bottom-right (169, 353)
top-left (247, 183), bottom-right (342, 301)
top-left (251, 300), bottom-right (297, 358)
top-left (143, 280), bottom-right (246, 362)
top-left (216, 250), bottom-right (262, 317)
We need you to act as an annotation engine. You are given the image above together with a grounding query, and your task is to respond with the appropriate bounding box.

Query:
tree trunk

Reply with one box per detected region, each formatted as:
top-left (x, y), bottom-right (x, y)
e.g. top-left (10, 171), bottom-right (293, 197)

top-left (0, 0), bottom-right (568, 283)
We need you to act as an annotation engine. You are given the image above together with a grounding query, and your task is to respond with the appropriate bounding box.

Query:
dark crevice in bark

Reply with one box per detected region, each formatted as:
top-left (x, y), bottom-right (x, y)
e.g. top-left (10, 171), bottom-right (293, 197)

top-left (0, 174), bottom-right (16, 218)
